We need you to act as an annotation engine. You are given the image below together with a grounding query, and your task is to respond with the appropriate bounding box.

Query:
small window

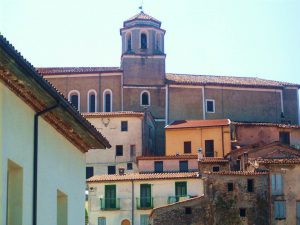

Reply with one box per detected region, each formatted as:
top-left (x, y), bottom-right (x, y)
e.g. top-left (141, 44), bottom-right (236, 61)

top-left (179, 161), bottom-right (188, 172)
top-left (240, 208), bottom-right (246, 217)
top-left (116, 145), bottom-right (123, 156)
top-left (141, 91), bottom-right (150, 106)
top-left (98, 217), bottom-right (106, 225)
top-left (274, 201), bottom-right (286, 220)
top-left (86, 166), bottom-right (94, 179)
top-left (279, 131), bottom-right (290, 145)
top-left (227, 183), bottom-right (233, 192)
top-left (206, 99), bottom-right (215, 113)
top-left (213, 166), bottom-right (220, 172)
top-left (185, 207), bottom-right (192, 214)
top-left (141, 33), bottom-right (147, 49)
top-left (70, 94), bottom-right (79, 110)
top-left (127, 163), bottom-right (133, 170)
top-left (121, 121), bottom-right (128, 132)
top-left (205, 140), bottom-right (214, 157)
top-left (140, 214), bottom-right (149, 225)
top-left (184, 141), bottom-right (192, 154)
top-left (154, 161), bottom-right (163, 173)
top-left (127, 33), bottom-right (132, 51)
top-left (108, 166), bottom-right (116, 174)
top-left (247, 179), bottom-right (254, 192)
top-left (271, 174), bottom-right (283, 195)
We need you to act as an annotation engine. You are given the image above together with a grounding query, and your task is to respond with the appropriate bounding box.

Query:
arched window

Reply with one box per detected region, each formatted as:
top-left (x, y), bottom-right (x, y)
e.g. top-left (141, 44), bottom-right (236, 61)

top-left (126, 33), bottom-right (132, 51)
top-left (87, 90), bottom-right (97, 112)
top-left (68, 90), bottom-right (80, 111)
top-left (140, 90), bottom-right (150, 106)
top-left (141, 33), bottom-right (147, 49)
top-left (103, 89), bottom-right (112, 112)
top-left (156, 33), bottom-right (161, 51)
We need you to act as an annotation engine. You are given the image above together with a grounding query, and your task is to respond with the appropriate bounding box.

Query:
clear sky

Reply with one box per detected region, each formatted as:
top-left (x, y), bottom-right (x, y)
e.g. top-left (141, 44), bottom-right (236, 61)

top-left (1, 0), bottom-right (300, 84)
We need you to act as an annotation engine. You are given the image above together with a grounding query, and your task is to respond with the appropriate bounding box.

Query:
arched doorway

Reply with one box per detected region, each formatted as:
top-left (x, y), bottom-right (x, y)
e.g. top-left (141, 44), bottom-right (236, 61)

top-left (121, 219), bottom-right (131, 225)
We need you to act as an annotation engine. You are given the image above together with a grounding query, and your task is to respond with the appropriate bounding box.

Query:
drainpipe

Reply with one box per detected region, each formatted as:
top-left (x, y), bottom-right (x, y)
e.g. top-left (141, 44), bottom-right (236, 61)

top-left (33, 102), bottom-right (60, 225)
top-left (131, 180), bottom-right (135, 225)
top-left (221, 126), bottom-right (225, 157)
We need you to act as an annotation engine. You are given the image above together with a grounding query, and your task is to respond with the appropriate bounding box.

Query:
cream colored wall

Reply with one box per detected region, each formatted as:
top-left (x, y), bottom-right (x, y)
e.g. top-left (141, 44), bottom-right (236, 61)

top-left (86, 116), bottom-right (143, 174)
top-left (138, 159), bottom-right (198, 173)
top-left (88, 178), bottom-right (203, 225)
top-left (1, 82), bottom-right (86, 225)
top-left (165, 126), bottom-right (231, 157)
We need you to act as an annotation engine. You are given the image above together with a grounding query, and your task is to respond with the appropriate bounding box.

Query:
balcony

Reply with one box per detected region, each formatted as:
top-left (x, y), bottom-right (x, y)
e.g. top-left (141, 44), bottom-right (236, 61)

top-left (167, 196), bottom-right (191, 204)
top-left (136, 197), bottom-right (154, 209)
top-left (100, 198), bottom-right (120, 210)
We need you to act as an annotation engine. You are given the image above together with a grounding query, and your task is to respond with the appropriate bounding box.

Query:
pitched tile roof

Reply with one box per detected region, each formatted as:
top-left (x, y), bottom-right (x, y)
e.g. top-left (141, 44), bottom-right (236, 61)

top-left (232, 121), bottom-right (300, 129)
top-left (257, 158), bottom-right (300, 164)
top-left (0, 34), bottom-right (111, 151)
top-left (203, 171), bottom-right (268, 176)
top-left (125, 11), bottom-right (161, 24)
top-left (166, 119), bottom-right (230, 129)
top-left (137, 155), bottom-right (198, 161)
top-left (166, 73), bottom-right (300, 88)
top-left (82, 111), bottom-right (144, 118)
top-left (37, 67), bottom-right (121, 75)
top-left (198, 157), bottom-right (229, 164)
top-left (87, 172), bottom-right (199, 183)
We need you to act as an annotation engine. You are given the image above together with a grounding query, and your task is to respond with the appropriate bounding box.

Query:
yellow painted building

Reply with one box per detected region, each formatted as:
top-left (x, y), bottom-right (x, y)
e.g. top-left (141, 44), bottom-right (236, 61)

top-left (165, 119), bottom-right (231, 157)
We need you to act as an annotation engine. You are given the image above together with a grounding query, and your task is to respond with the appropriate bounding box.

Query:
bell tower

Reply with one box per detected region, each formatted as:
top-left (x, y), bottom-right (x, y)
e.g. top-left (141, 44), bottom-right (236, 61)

top-left (120, 11), bottom-right (166, 85)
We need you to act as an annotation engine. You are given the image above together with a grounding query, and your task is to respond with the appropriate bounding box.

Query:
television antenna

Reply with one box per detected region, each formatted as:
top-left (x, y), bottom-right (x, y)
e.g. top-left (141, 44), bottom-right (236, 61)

top-left (139, 0), bottom-right (144, 12)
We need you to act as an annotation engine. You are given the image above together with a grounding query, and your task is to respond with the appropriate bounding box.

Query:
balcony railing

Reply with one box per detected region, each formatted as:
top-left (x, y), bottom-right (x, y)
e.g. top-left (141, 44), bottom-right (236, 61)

top-left (100, 198), bottom-right (120, 210)
top-left (136, 197), bottom-right (154, 209)
top-left (168, 195), bottom-right (191, 204)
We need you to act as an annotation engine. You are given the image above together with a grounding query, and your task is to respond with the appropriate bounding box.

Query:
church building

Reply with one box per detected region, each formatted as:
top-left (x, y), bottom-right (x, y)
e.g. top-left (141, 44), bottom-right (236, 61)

top-left (39, 11), bottom-right (300, 155)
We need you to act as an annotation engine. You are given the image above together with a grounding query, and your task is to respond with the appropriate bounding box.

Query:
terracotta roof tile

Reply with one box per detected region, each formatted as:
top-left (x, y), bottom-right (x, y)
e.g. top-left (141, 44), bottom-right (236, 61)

top-left (82, 111), bottom-right (144, 118)
top-left (257, 158), bottom-right (300, 164)
top-left (37, 67), bottom-right (121, 75)
top-left (166, 119), bottom-right (230, 129)
top-left (198, 157), bottom-right (229, 163)
top-left (137, 155), bottom-right (198, 161)
top-left (166, 73), bottom-right (300, 88)
top-left (87, 172), bottom-right (199, 183)
top-left (232, 122), bottom-right (300, 128)
top-left (203, 171), bottom-right (268, 176)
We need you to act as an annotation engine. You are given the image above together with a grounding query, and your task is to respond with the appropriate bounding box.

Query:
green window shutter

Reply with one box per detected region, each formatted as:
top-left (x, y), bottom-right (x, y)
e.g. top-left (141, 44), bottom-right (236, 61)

top-left (140, 184), bottom-right (152, 208)
top-left (140, 214), bottom-right (149, 225)
top-left (175, 182), bottom-right (187, 197)
top-left (105, 185), bottom-right (116, 208)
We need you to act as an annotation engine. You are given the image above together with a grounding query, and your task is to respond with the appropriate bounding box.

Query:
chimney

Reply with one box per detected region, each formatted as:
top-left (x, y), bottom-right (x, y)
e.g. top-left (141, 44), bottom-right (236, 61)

top-left (197, 148), bottom-right (203, 161)
top-left (118, 167), bottom-right (125, 175)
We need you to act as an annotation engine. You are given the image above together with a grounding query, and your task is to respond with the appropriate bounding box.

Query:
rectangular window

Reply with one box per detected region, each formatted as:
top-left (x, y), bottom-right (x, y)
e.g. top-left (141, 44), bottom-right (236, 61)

top-left (175, 182), bottom-right (187, 198)
top-left (240, 208), bottom-right (246, 217)
top-left (116, 145), bottom-right (123, 156)
top-left (98, 217), bottom-right (106, 225)
top-left (105, 185), bottom-right (117, 209)
top-left (279, 131), bottom-right (290, 145)
top-left (7, 160), bottom-right (23, 225)
top-left (57, 190), bottom-right (68, 225)
top-left (206, 99), bottom-right (215, 113)
top-left (86, 166), bottom-right (94, 179)
top-left (274, 201), bottom-right (286, 220)
top-left (121, 121), bottom-right (128, 132)
top-left (140, 214), bottom-right (149, 225)
top-left (154, 161), bottom-right (163, 173)
top-left (205, 140), bottom-right (214, 157)
top-left (185, 207), bottom-right (192, 214)
top-left (212, 166), bottom-right (220, 172)
top-left (127, 163), bottom-right (133, 170)
top-left (108, 166), bottom-right (116, 174)
top-left (140, 184), bottom-right (152, 208)
top-left (227, 183), bottom-right (233, 192)
top-left (247, 179), bottom-right (254, 192)
top-left (271, 174), bottom-right (283, 195)
top-left (184, 141), bottom-right (192, 153)
top-left (179, 161), bottom-right (188, 172)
